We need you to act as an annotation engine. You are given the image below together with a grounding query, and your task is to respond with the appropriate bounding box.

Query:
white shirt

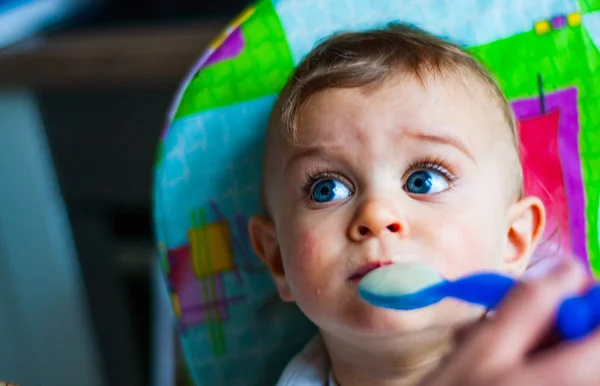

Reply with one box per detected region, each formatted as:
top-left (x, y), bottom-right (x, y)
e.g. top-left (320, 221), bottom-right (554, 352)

top-left (276, 335), bottom-right (338, 386)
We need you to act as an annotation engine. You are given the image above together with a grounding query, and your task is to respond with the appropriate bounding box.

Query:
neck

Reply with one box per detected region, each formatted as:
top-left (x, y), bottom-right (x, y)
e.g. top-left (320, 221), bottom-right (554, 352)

top-left (322, 328), bottom-right (453, 386)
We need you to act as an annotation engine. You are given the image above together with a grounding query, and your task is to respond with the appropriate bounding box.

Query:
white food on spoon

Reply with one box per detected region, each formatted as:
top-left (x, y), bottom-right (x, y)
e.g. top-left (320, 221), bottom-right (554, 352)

top-left (359, 262), bottom-right (443, 296)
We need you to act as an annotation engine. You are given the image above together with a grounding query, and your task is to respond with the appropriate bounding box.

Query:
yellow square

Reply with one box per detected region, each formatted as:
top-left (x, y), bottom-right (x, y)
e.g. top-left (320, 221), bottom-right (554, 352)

top-left (171, 293), bottom-right (182, 318)
top-left (568, 12), bottom-right (581, 27)
top-left (534, 20), bottom-right (551, 35)
top-left (189, 221), bottom-right (234, 278)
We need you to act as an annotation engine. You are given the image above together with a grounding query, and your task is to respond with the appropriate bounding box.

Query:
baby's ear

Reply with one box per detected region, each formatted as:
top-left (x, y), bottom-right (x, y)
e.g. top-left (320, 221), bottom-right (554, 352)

top-left (248, 216), bottom-right (292, 301)
top-left (502, 196), bottom-right (546, 275)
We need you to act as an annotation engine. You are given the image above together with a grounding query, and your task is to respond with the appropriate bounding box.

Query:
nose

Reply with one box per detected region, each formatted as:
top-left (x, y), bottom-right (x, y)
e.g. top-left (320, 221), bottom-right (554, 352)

top-left (348, 198), bottom-right (407, 241)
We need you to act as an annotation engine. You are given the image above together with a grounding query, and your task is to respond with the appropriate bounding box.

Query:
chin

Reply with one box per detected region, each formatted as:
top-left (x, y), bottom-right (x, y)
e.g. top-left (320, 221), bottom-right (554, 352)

top-left (347, 300), bottom-right (478, 337)
top-left (334, 304), bottom-right (436, 336)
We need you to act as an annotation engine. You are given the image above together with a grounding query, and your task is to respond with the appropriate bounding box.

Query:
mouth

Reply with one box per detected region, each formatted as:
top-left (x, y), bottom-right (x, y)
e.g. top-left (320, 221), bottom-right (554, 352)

top-left (348, 261), bottom-right (393, 282)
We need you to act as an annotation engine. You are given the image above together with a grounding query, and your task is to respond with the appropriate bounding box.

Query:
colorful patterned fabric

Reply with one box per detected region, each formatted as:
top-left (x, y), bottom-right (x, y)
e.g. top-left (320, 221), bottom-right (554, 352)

top-left (153, 0), bottom-right (600, 384)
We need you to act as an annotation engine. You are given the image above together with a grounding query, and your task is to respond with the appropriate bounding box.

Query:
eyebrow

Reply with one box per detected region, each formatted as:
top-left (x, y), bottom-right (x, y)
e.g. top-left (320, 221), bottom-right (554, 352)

top-left (284, 131), bottom-right (475, 171)
top-left (406, 131), bottom-right (475, 162)
top-left (285, 145), bottom-right (345, 172)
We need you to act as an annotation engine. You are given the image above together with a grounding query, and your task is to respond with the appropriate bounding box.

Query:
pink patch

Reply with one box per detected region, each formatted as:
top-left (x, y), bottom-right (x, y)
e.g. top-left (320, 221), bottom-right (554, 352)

top-left (519, 110), bottom-right (571, 251)
top-left (511, 87), bottom-right (588, 274)
top-left (168, 245), bottom-right (244, 327)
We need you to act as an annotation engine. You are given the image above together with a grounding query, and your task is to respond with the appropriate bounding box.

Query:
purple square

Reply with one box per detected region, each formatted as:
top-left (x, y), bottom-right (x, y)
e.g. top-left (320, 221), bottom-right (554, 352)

top-left (551, 15), bottom-right (567, 29)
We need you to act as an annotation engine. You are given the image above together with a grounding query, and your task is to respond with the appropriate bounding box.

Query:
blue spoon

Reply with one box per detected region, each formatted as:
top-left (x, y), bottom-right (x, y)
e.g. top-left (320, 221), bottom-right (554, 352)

top-left (557, 285), bottom-right (600, 340)
top-left (358, 262), bottom-right (600, 341)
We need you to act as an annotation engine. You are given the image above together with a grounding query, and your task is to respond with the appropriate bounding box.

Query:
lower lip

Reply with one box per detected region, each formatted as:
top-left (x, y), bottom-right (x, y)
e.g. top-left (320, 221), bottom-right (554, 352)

top-left (348, 261), bottom-right (393, 282)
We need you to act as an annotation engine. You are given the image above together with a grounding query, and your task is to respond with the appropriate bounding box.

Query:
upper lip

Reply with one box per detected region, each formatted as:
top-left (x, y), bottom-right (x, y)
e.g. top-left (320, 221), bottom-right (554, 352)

top-left (348, 261), bottom-right (393, 281)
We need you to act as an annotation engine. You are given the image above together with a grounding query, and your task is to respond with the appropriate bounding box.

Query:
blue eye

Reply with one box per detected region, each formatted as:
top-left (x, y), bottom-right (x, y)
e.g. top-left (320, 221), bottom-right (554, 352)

top-left (312, 179), bottom-right (351, 203)
top-left (405, 170), bottom-right (449, 194)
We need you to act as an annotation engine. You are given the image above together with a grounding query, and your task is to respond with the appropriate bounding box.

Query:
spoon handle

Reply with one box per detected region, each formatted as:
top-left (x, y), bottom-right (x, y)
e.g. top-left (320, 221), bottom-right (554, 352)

top-left (448, 274), bottom-right (600, 341)
top-left (445, 273), bottom-right (516, 309)
top-left (557, 284), bottom-right (600, 340)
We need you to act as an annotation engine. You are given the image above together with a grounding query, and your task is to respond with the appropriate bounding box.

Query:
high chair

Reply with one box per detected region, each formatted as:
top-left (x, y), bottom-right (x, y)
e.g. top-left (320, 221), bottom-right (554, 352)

top-left (153, 0), bottom-right (600, 384)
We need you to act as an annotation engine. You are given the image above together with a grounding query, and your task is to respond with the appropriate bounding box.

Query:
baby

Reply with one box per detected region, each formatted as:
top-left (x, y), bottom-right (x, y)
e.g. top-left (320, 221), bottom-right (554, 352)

top-left (248, 24), bottom-right (546, 386)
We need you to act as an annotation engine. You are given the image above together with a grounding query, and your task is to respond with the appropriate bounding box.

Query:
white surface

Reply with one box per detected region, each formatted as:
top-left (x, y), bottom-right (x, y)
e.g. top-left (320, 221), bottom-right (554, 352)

top-left (0, 0), bottom-right (91, 49)
top-left (152, 260), bottom-right (175, 386)
top-left (0, 89), bottom-right (103, 386)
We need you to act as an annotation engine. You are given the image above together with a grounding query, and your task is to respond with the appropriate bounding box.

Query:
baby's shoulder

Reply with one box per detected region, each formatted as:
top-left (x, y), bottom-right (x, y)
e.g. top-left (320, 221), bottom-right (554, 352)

top-left (276, 335), bottom-right (331, 386)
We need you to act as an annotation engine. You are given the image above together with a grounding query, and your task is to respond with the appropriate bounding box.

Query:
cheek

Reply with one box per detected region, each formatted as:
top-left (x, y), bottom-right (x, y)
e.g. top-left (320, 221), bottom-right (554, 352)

top-left (284, 228), bottom-right (316, 277)
top-left (282, 227), bottom-right (336, 296)
top-left (281, 209), bottom-right (347, 275)
top-left (431, 213), bottom-right (503, 279)
top-left (281, 226), bottom-right (347, 323)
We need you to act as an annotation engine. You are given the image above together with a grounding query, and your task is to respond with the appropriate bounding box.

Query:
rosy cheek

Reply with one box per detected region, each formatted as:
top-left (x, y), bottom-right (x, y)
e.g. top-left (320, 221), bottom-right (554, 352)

top-left (285, 228), bottom-right (319, 281)
top-left (298, 227), bottom-right (318, 258)
top-left (284, 227), bottom-right (334, 308)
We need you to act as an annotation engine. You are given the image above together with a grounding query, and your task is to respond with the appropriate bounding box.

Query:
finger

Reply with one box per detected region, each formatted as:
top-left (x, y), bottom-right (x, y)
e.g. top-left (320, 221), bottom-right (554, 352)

top-left (427, 313), bottom-right (495, 384)
top-left (463, 260), bottom-right (588, 367)
top-left (521, 326), bottom-right (600, 386)
top-left (528, 327), bottom-right (563, 356)
top-left (429, 261), bottom-right (588, 383)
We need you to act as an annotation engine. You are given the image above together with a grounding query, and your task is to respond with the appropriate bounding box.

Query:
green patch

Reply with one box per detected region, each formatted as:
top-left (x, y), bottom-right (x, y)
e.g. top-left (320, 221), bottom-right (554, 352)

top-left (579, 0), bottom-right (600, 14)
top-left (155, 140), bottom-right (165, 167)
top-left (173, 0), bottom-right (294, 119)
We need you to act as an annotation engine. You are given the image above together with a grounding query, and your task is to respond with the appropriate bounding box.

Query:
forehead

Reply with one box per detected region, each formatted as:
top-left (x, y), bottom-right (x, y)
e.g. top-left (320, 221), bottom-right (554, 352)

top-left (293, 74), bottom-right (510, 154)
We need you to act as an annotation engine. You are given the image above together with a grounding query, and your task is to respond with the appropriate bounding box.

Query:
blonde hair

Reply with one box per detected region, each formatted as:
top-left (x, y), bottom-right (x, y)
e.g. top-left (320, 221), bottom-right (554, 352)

top-left (274, 24), bottom-right (517, 145)
top-left (263, 24), bottom-right (523, 212)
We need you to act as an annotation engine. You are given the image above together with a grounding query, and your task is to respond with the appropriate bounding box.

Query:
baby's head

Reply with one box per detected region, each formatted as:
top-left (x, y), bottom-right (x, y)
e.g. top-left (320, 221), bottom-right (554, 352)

top-left (249, 24), bottom-right (545, 341)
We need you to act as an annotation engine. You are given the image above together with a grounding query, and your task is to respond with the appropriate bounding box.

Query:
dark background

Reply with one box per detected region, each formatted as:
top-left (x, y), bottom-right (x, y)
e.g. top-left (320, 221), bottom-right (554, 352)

top-left (74, 0), bottom-right (251, 27)
top-left (2, 1), bottom-right (252, 385)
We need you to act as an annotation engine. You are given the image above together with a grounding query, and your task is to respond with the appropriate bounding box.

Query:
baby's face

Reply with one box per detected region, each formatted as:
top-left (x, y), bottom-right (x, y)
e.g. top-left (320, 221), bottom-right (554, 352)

top-left (254, 74), bottom-right (542, 339)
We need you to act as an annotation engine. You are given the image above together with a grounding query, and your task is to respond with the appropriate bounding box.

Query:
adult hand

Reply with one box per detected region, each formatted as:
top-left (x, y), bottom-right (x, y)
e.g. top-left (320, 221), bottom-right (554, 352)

top-left (421, 260), bottom-right (600, 386)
